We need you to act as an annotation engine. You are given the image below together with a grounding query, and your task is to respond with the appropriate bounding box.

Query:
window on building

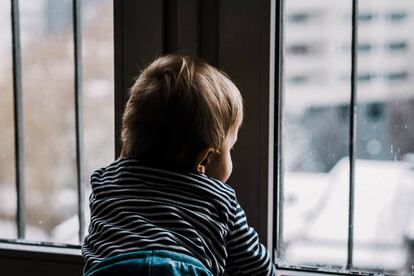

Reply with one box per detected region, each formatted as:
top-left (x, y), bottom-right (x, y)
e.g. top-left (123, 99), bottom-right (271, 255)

top-left (288, 11), bottom-right (320, 24)
top-left (287, 43), bottom-right (322, 55)
top-left (357, 43), bottom-right (373, 52)
top-left (278, 0), bottom-right (414, 275)
top-left (0, 0), bottom-right (114, 246)
top-left (343, 43), bottom-right (374, 54)
top-left (366, 102), bottom-right (384, 121)
top-left (357, 72), bottom-right (376, 82)
top-left (387, 11), bottom-right (408, 22)
top-left (288, 12), bottom-right (310, 23)
top-left (386, 41), bottom-right (409, 52)
top-left (384, 71), bottom-right (409, 81)
top-left (358, 12), bottom-right (376, 22)
top-left (288, 74), bottom-right (309, 84)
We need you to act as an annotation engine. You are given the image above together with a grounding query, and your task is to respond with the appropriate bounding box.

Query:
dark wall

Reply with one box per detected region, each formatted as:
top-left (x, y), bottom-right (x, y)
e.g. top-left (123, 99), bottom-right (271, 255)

top-left (114, 0), bottom-right (273, 244)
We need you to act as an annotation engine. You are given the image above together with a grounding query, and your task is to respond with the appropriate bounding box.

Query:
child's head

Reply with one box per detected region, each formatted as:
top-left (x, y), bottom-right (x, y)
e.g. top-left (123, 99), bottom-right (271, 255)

top-left (120, 54), bottom-right (243, 181)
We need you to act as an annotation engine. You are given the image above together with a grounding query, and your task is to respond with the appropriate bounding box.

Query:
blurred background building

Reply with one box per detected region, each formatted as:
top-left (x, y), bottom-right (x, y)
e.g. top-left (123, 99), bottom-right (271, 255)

top-left (283, 0), bottom-right (414, 273)
top-left (0, 0), bottom-right (114, 242)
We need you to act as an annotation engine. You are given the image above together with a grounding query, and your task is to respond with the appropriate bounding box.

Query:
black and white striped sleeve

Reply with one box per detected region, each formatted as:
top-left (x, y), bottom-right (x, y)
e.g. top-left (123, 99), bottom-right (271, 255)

top-left (225, 202), bottom-right (276, 276)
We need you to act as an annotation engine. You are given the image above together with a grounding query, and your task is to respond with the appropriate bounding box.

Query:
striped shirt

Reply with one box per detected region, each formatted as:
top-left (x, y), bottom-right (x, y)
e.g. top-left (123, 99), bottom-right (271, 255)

top-left (82, 158), bottom-right (276, 275)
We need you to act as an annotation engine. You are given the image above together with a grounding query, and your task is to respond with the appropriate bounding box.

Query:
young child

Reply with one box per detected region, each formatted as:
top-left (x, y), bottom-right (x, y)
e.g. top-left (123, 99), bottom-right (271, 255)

top-left (82, 55), bottom-right (276, 275)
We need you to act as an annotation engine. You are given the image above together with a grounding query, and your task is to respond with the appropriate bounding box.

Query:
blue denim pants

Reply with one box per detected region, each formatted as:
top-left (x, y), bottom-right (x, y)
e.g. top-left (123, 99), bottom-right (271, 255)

top-left (85, 250), bottom-right (213, 276)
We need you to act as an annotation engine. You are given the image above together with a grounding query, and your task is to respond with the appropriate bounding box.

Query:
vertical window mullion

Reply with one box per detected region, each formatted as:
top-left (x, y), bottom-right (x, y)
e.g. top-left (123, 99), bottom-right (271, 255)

top-left (11, 0), bottom-right (25, 240)
top-left (274, 0), bottom-right (284, 261)
top-left (73, 0), bottom-right (85, 244)
top-left (347, 0), bottom-right (359, 269)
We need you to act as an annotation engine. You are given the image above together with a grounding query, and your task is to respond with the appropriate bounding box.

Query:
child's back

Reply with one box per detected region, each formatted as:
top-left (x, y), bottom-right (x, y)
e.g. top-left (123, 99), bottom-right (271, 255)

top-left (82, 55), bottom-right (276, 275)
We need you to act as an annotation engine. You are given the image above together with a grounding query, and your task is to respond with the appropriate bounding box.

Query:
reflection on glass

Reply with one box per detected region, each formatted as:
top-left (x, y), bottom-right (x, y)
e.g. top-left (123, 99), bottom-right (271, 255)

top-left (282, 0), bottom-right (352, 269)
top-left (354, 0), bottom-right (414, 274)
top-left (0, 0), bottom-right (17, 239)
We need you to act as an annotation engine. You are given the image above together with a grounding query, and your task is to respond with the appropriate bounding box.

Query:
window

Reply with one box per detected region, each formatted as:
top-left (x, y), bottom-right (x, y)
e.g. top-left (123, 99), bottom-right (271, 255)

top-left (358, 12), bottom-right (376, 23)
top-left (278, 0), bottom-right (414, 275)
top-left (342, 43), bottom-right (374, 54)
top-left (288, 12), bottom-right (310, 23)
top-left (0, 0), bottom-right (114, 246)
top-left (288, 74), bottom-right (309, 85)
top-left (387, 11), bottom-right (408, 22)
top-left (287, 43), bottom-right (322, 56)
top-left (384, 71), bottom-right (409, 82)
top-left (288, 12), bottom-right (320, 24)
top-left (357, 43), bottom-right (373, 53)
top-left (386, 41), bottom-right (409, 52)
top-left (357, 72), bottom-right (376, 82)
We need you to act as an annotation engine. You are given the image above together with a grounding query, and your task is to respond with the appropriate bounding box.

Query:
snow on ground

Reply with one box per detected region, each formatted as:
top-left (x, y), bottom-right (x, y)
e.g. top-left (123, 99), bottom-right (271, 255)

top-left (284, 158), bottom-right (414, 270)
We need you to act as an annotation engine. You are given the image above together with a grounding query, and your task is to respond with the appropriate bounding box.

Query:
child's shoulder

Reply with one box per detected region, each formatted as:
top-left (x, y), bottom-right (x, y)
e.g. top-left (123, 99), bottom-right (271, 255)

top-left (91, 157), bottom-right (131, 176)
top-left (193, 173), bottom-right (235, 195)
top-left (91, 158), bottom-right (237, 201)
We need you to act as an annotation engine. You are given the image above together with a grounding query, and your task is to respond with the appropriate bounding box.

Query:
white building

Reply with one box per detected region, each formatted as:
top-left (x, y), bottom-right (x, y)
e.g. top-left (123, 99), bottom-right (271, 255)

top-left (284, 0), bottom-right (414, 109)
top-left (283, 0), bottom-right (414, 272)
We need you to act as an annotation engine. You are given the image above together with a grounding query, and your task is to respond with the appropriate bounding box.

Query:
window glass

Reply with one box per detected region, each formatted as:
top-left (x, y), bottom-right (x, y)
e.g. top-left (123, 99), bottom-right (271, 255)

top-left (281, 0), bottom-right (414, 274)
top-left (20, 0), bottom-right (77, 242)
top-left (281, 0), bottom-right (352, 269)
top-left (355, 0), bottom-right (414, 273)
top-left (51, 0), bottom-right (114, 244)
top-left (0, 0), bottom-right (114, 245)
top-left (0, 0), bottom-right (17, 240)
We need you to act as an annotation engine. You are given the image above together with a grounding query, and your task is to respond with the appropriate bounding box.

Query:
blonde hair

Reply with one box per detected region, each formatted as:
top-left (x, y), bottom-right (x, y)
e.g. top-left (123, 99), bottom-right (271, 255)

top-left (121, 55), bottom-right (243, 171)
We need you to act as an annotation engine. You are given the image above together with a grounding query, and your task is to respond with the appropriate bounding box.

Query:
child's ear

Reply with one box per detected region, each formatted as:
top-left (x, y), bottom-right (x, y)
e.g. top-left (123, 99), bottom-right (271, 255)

top-left (194, 148), bottom-right (214, 174)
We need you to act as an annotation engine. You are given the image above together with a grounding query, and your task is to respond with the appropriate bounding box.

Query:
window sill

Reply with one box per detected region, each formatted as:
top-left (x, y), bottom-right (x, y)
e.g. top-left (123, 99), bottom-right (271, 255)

top-left (0, 241), bottom-right (83, 276)
top-left (276, 264), bottom-right (397, 276)
top-left (0, 240), bottom-right (81, 256)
